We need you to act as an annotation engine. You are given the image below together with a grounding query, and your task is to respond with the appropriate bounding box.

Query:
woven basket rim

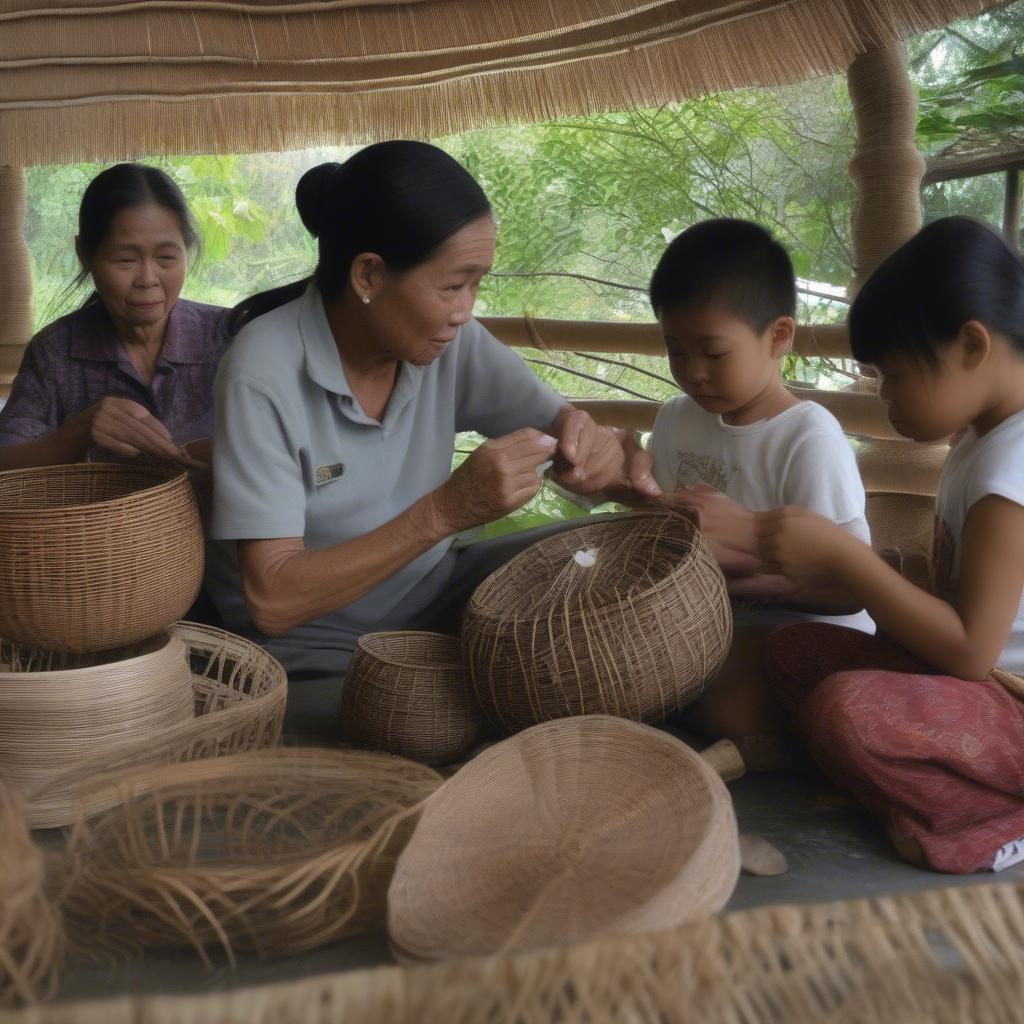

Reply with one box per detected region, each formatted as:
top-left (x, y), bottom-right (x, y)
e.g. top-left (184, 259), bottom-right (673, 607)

top-left (355, 630), bottom-right (463, 670)
top-left (464, 511), bottom-right (701, 624)
top-left (0, 462), bottom-right (188, 518)
top-left (0, 631), bottom-right (176, 681)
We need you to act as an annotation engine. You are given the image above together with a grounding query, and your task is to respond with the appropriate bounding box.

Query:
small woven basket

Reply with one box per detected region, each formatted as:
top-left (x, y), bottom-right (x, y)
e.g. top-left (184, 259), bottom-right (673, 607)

top-left (59, 749), bottom-right (442, 964)
top-left (388, 715), bottom-right (740, 961)
top-left (342, 631), bottom-right (483, 765)
top-left (9, 622), bottom-right (287, 829)
top-left (462, 511), bottom-right (732, 733)
top-left (0, 462), bottom-right (203, 652)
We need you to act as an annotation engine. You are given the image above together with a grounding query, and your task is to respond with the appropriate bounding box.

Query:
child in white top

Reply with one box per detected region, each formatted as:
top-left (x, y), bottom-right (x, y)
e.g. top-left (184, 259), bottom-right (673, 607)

top-left (631, 219), bottom-right (871, 758)
top-left (759, 217), bottom-right (1024, 873)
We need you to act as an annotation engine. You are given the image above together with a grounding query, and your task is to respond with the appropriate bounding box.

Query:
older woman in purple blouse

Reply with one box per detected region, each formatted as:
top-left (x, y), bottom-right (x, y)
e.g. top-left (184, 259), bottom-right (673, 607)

top-left (0, 164), bottom-right (229, 469)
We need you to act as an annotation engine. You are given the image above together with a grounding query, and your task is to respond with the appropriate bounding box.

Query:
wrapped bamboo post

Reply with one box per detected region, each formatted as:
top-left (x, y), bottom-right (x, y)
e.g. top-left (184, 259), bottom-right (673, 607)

top-left (847, 45), bottom-right (925, 295)
top-left (0, 166), bottom-right (32, 398)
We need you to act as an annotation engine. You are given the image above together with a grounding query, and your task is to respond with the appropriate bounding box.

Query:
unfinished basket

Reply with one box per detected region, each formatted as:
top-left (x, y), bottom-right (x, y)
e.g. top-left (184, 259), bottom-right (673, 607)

top-left (59, 749), bottom-right (442, 965)
top-left (388, 715), bottom-right (739, 961)
top-left (0, 783), bottom-right (61, 1009)
top-left (19, 622), bottom-right (287, 829)
top-left (0, 463), bottom-right (203, 652)
top-left (0, 632), bottom-right (196, 829)
top-left (462, 511), bottom-right (732, 733)
top-left (342, 631), bottom-right (483, 765)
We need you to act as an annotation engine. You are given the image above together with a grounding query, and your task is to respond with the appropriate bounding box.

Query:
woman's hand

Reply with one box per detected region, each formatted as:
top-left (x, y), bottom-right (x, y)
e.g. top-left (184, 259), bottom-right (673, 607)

top-left (756, 506), bottom-right (846, 586)
top-left (667, 485), bottom-right (761, 576)
top-left (545, 404), bottom-right (632, 495)
top-left (60, 396), bottom-right (192, 464)
top-left (428, 428), bottom-right (558, 534)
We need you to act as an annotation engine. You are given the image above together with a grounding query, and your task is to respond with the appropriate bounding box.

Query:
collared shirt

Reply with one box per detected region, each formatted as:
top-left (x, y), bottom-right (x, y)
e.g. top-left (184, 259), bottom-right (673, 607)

top-left (208, 283), bottom-right (564, 632)
top-left (0, 298), bottom-right (231, 454)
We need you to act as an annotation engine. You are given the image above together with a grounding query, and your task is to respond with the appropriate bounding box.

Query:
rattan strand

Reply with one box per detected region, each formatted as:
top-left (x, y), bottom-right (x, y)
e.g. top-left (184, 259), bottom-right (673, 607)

top-left (342, 631), bottom-right (483, 766)
top-left (22, 622), bottom-right (287, 829)
top-left (57, 748), bottom-right (442, 967)
top-left (0, 463), bottom-right (203, 652)
top-left (462, 511), bottom-right (732, 733)
top-left (388, 715), bottom-right (739, 961)
top-left (0, 633), bottom-right (196, 829)
top-left (0, 783), bottom-right (61, 1009)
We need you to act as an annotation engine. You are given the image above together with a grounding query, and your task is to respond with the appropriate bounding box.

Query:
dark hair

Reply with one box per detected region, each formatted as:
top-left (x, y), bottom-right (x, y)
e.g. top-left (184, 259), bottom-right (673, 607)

top-left (230, 141), bottom-right (492, 333)
top-left (850, 216), bottom-right (1024, 367)
top-left (75, 163), bottom-right (199, 302)
top-left (649, 218), bottom-right (796, 331)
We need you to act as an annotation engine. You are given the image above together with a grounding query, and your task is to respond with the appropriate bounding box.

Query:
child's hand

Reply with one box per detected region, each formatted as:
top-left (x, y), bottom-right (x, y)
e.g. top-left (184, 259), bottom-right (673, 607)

top-left (756, 507), bottom-right (844, 585)
top-left (666, 485), bottom-right (761, 576)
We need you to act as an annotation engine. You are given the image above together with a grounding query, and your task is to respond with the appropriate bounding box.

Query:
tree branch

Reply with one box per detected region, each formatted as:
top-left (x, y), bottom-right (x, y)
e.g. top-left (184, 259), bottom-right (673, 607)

top-left (490, 270), bottom-right (645, 294)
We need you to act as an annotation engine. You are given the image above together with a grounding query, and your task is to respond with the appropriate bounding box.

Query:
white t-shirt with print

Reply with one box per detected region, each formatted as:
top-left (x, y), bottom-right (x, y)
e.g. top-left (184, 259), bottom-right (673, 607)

top-left (648, 395), bottom-right (873, 632)
top-left (934, 408), bottom-right (1024, 675)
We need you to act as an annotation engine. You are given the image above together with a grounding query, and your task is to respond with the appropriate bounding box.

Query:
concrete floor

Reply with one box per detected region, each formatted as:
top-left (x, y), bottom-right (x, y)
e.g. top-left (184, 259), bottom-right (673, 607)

top-left (43, 734), bottom-right (1022, 1006)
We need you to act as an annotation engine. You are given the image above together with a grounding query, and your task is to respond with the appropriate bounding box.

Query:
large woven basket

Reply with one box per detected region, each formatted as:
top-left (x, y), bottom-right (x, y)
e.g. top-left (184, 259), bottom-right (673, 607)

top-left (12, 622), bottom-right (287, 829)
top-left (461, 511), bottom-right (732, 733)
top-left (342, 631), bottom-right (483, 765)
top-left (0, 632), bottom-right (196, 828)
top-left (59, 749), bottom-right (442, 964)
top-left (0, 463), bottom-right (203, 652)
top-left (387, 715), bottom-right (740, 961)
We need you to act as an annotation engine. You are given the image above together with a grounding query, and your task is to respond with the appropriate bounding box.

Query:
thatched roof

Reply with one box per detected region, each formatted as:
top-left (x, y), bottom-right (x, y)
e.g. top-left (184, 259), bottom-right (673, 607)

top-left (0, 0), bottom-right (1007, 165)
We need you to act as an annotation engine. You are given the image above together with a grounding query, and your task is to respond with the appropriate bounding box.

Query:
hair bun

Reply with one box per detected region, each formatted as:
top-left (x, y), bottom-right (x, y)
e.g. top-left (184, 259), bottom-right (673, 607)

top-left (295, 162), bottom-right (343, 238)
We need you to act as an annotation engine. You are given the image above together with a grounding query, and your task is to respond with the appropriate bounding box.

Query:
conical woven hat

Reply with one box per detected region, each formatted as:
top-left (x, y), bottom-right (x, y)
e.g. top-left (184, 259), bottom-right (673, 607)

top-left (388, 715), bottom-right (739, 961)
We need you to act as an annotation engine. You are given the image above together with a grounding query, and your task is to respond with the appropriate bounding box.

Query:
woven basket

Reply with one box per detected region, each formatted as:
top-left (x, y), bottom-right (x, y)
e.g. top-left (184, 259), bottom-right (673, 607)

top-left (461, 511), bottom-right (732, 733)
top-left (59, 749), bottom-right (442, 965)
top-left (342, 631), bottom-right (483, 765)
top-left (0, 783), bottom-right (61, 1009)
top-left (9, 622), bottom-right (287, 829)
top-left (0, 632), bottom-right (196, 829)
top-left (387, 715), bottom-right (740, 961)
top-left (0, 463), bottom-right (203, 652)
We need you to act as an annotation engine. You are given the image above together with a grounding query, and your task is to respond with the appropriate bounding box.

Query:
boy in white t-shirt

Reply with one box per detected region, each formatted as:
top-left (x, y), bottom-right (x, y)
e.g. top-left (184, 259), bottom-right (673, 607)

top-left (633, 219), bottom-right (871, 761)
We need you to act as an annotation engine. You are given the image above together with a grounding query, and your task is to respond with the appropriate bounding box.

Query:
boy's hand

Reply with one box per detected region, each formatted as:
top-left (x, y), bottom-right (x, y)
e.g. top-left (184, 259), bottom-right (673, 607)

top-left (666, 485), bottom-right (760, 575)
top-left (756, 507), bottom-right (845, 585)
top-left (617, 431), bottom-right (662, 498)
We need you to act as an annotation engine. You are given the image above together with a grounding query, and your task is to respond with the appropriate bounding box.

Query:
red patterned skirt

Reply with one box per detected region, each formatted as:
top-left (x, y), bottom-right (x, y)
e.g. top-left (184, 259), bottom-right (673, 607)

top-left (763, 624), bottom-right (1024, 873)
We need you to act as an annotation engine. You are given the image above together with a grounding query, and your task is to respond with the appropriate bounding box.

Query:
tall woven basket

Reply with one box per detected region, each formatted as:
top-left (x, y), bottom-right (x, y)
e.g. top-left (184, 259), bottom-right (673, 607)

top-left (0, 463), bottom-right (203, 652)
top-left (461, 511), bottom-right (732, 733)
top-left (342, 631), bottom-right (483, 765)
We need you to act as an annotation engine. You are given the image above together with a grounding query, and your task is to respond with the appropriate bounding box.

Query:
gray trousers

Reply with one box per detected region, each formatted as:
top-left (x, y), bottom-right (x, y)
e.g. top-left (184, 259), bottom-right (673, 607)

top-left (265, 518), bottom-right (593, 741)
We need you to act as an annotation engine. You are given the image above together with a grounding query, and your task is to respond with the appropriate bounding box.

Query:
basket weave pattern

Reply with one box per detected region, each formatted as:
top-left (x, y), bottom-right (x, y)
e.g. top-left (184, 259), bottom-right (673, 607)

top-left (0, 463), bottom-right (203, 652)
top-left (343, 631), bottom-right (483, 765)
top-left (387, 715), bottom-right (739, 961)
top-left (0, 633), bottom-right (196, 829)
top-left (59, 749), bottom-right (442, 964)
top-left (462, 512), bottom-right (732, 733)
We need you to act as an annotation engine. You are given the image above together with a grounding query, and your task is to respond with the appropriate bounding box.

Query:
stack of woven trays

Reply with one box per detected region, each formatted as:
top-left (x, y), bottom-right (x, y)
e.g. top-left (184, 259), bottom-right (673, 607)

top-left (0, 463), bottom-right (286, 827)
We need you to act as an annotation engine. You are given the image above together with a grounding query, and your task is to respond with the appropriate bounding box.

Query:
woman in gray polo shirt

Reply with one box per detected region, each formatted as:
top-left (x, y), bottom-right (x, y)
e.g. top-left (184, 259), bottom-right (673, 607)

top-left (209, 142), bottom-right (657, 737)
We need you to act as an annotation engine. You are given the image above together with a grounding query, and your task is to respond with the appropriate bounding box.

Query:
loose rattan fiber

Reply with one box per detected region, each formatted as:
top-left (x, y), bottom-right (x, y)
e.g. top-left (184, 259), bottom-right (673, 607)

top-left (388, 715), bottom-right (740, 961)
top-left (462, 511), bottom-right (732, 733)
top-left (59, 749), bottom-right (442, 966)
top-left (342, 631), bottom-right (483, 766)
top-left (0, 463), bottom-right (203, 652)
top-left (0, 632), bottom-right (196, 829)
top-left (0, 783), bottom-right (61, 1009)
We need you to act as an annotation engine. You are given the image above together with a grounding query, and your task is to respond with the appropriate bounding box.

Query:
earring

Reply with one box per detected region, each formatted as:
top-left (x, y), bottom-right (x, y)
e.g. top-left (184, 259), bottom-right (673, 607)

top-left (362, 294), bottom-right (371, 305)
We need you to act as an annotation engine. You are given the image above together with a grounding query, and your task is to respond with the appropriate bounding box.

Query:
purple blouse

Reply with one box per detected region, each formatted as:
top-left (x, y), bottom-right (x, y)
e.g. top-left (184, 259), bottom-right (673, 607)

top-left (0, 298), bottom-right (231, 454)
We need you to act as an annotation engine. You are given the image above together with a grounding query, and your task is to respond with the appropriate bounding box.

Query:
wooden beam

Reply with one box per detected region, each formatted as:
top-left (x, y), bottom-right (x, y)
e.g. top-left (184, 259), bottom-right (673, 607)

top-left (1004, 167), bottom-right (1022, 254)
top-left (0, 166), bottom-right (32, 397)
top-left (923, 154), bottom-right (1024, 185)
top-left (479, 317), bottom-right (852, 359)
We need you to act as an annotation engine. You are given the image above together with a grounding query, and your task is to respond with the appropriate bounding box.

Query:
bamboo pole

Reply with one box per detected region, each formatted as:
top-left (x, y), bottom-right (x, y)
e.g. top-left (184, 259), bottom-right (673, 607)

top-left (0, 166), bottom-right (33, 398)
top-left (847, 44), bottom-right (925, 295)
